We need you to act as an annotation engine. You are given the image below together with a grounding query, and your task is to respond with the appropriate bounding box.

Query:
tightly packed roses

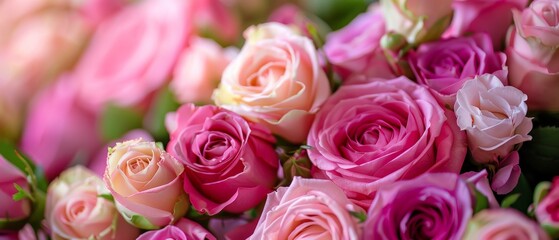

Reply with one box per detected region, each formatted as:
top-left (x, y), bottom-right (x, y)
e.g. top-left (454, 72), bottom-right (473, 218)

top-left (2, 0), bottom-right (559, 239)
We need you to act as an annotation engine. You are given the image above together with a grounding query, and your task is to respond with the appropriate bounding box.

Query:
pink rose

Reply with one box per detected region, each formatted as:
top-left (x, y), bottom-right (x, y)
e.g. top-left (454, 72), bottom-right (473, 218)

top-left (171, 37), bottom-right (236, 104)
top-left (461, 170), bottom-right (499, 209)
top-left (249, 177), bottom-right (365, 239)
top-left (21, 78), bottom-right (101, 180)
top-left (364, 173), bottom-right (472, 240)
top-left (104, 139), bottom-right (188, 229)
top-left (409, 33), bottom-right (507, 104)
top-left (166, 104), bottom-right (278, 215)
top-left (307, 77), bottom-right (466, 208)
top-left (46, 166), bottom-right (139, 239)
top-left (73, 0), bottom-right (192, 112)
top-left (213, 23), bottom-right (331, 143)
top-left (0, 155), bottom-right (31, 225)
top-left (208, 218), bottom-right (258, 240)
top-left (17, 224), bottom-right (47, 240)
top-left (507, 0), bottom-right (559, 111)
top-left (269, 4), bottom-right (329, 40)
top-left (138, 218), bottom-right (216, 240)
top-left (192, 0), bottom-right (240, 45)
top-left (464, 209), bottom-right (550, 240)
top-left (445, 0), bottom-right (528, 48)
top-left (536, 177), bottom-right (559, 237)
top-left (324, 9), bottom-right (394, 80)
top-left (454, 74), bottom-right (531, 193)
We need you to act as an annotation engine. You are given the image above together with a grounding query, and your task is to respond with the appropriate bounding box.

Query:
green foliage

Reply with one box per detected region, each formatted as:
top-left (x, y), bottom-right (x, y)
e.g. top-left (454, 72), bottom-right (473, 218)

top-left (100, 103), bottom-right (143, 141)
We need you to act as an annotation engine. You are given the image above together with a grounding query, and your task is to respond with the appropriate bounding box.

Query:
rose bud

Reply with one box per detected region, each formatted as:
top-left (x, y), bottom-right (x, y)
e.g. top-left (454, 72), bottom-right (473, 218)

top-left (464, 209), bottom-right (550, 240)
top-left (0, 155), bottom-right (31, 230)
top-left (535, 177), bottom-right (559, 238)
top-left (137, 218), bottom-right (215, 240)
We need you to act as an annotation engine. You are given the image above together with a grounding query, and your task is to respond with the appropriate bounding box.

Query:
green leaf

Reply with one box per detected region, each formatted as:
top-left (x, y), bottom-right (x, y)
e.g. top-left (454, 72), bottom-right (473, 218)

top-left (100, 103), bottom-right (143, 141)
top-left (505, 173), bottom-right (533, 212)
top-left (501, 193), bottom-right (521, 208)
top-left (0, 217), bottom-right (27, 231)
top-left (143, 86), bottom-right (181, 143)
top-left (473, 189), bottom-right (489, 214)
top-left (542, 224), bottom-right (559, 239)
top-left (98, 193), bottom-right (114, 202)
top-left (521, 127), bottom-right (559, 176)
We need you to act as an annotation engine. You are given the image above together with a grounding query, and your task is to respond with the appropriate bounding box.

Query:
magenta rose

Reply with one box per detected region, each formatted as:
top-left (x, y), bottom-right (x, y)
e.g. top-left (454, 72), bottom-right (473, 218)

top-left (409, 33), bottom-right (506, 104)
top-left (21, 77), bottom-right (101, 180)
top-left (307, 77), bottom-right (466, 208)
top-left (138, 218), bottom-right (216, 240)
top-left (444, 0), bottom-right (528, 48)
top-left (364, 173), bottom-right (473, 240)
top-left (536, 177), bottom-right (559, 237)
top-left (507, 0), bottom-right (559, 111)
top-left (249, 177), bottom-right (365, 239)
top-left (0, 155), bottom-right (31, 226)
top-left (464, 209), bottom-right (550, 240)
top-left (73, 0), bottom-right (192, 112)
top-left (324, 9), bottom-right (394, 80)
top-left (167, 104), bottom-right (279, 215)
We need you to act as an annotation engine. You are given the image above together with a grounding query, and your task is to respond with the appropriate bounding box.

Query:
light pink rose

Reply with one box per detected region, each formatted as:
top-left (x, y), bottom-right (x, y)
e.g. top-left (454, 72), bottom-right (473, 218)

top-left (192, 0), bottom-right (240, 45)
top-left (444, 0), bottom-right (528, 48)
top-left (166, 104), bottom-right (278, 215)
top-left (463, 209), bottom-right (550, 240)
top-left (213, 23), bottom-right (331, 143)
top-left (21, 77), bottom-right (101, 180)
top-left (73, 0), bottom-right (192, 112)
top-left (324, 9), bottom-right (394, 80)
top-left (0, 155), bottom-right (31, 224)
top-left (138, 218), bottom-right (216, 240)
top-left (171, 37), bottom-right (236, 104)
top-left (104, 139), bottom-right (188, 229)
top-left (46, 166), bottom-right (139, 240)
top-left (507, 0), bottom-right (559, 111)
top-left (17, 224), bottom-right (47, 240)
top-left (381, 0), bottom-right (453, 44)
top-left (249, 177), bottom-right (365, 240)
top-left (454, 74), bottom-right (531, 193)
top-left (536, 177), bottom-right (559, 237)
top-left (308, 77), bottom-right (466, 208)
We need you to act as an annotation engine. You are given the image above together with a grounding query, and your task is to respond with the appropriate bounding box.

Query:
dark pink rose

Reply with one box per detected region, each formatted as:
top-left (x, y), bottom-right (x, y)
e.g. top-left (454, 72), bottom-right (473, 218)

top-left (409, 33), bottom-right (506, 104)
top-left (73, 0), bottom-right (192, 112)
top-left (21, 78), bottom-right (101, 180)
top-left (364, 173), bottom-right (473, 240)
top-left (138, 218), bottom-right (216, 240)
top-left (324, 9), bottom-right (394, 80)
top-left (307, 77), bottom-right (466, 208)
top-left (0, 156), bottom-right (31, 224)
top-left (167, 104), bottom-right (279, 215)
top-left (445, 0), bottom-right (528, 48)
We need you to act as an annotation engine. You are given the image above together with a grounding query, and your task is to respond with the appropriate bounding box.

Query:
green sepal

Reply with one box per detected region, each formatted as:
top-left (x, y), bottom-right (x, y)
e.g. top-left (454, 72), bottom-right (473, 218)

top-left (129, 215), bottom-right (159, 230)
top-left (98, 193), bottom-right (115, 202)
top-left (473, 189), bottom-right (489, 214)
top-left (533, 181), bottom-right (551, 209)
top-left (349, 210), bottom-right (367, 223)
top-left (501, 193), bottom-right (521, 208)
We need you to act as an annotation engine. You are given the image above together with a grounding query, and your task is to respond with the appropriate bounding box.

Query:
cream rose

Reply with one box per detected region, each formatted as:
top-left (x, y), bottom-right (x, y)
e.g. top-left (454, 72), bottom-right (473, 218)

top-left (213, 22), bottom-right (331, 143)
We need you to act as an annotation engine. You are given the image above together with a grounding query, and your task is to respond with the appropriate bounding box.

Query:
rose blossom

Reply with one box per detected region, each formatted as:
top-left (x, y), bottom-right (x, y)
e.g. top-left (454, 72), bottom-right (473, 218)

top-left (308, 77), bottom-right (466, 208)
top-left (536, 177), bottom-right (559, 237)
top-left (21, 77), bottom-right (101, 180)
top-left (461, 170), bottom-right (499, 209)
top-left (104, 139), bottom-right (188, 229)
top-left (455, 74), bottom-right (532, 193)
top-left (506, 0), bottom-right (559, 111)
top-left (380, 0), bottom-right (453, 44)
top-left (0, 155), bottom-right (31, 225)
top-left (73, 0), bottom-right (192, 112)
top-left (249, 177), bottom-right (365, 240)
top-left (171, 37), bottom-right (236, 104)
top-left (444, 0), bottom-right (528, 48)
top-left (364, 173), bottom-right (472, 240)
top-left (166, 104), bottom-right (278, 215)
top-left (138, 218), bottom-right (216, 240)
top-left (213, 22), bottom-right (331, 143)
top-left (463, 209), bottom-right (550, 240)
top-left (409, 33), bottom-right (507, 104)
top-left (323, 9), bottom-right (394, 80)
top-left (46, 166), bottom-right (139, 239)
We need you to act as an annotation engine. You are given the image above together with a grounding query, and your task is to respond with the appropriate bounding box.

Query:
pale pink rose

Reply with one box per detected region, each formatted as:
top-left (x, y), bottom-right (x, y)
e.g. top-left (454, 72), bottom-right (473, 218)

top-left (73, 0), bottom-right (192, 112)
top-left (213, 23), bottom-right (331, 143)
top-left (444, 0), bottom-right (528, 48)
top-left (171, 37), bottom-right (236, 104)
top-left (308, 77), bottom-right (466, 208)
top-left (324, 9), bottom-right (394, 80)
top-left (0, 155), bottom-right (31, 224)
top-left (381, 0), bottom-right (453, 44)
top-left (138, 218), bottom-right (216, 240)
top-left (536, 177), bottom-right (559, 237)
top-left (454, 74), bottom-right (531, 193)
top-left (463, 209), bottom-right (550, 240)
top-left (166, 104), bottom-right (278, 215)
top-left (104, 139), bottom-right (188, 229)
top-left (18, 224), bottom-right (47, 240)
top-left (21, 77), bottom-right (101, 180)
top-left (249, 177), bottom-right (365, 240)
top-left (192, 0), bottom-right (240, 45)
top-left (506, 0), bottom-right (559, 111)
top-left (46, 166), bottom-right (139, 240)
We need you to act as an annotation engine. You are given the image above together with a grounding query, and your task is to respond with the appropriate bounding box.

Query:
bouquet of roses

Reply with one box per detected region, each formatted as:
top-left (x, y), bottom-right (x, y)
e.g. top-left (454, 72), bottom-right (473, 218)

top-left (2, 0), bottom-right (559, 239)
